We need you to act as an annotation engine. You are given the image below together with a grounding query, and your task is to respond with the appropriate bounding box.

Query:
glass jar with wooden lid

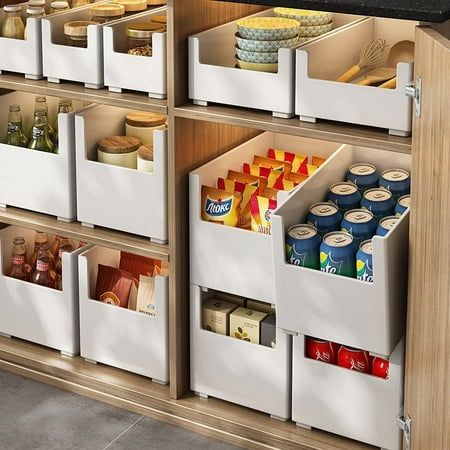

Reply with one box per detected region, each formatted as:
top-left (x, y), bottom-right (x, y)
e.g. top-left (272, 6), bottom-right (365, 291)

top-left (125, 111), bottom-right (166, 146)
top-left (126, 22), bottom-right (163, 57)
top-left (147, 0), bottom-right (166, 5)
top-left (116, 0), bottom-right (146, 15)
top-left (150, 14), bottom-right (166, 31)
top-left (64, 21), bottom-right (97, 48)
top-left (50, 1), bottom-right (70, 14)
top-left (71, 0), bottom-right (90, 8)
top-left (1, 5), bottom-right (25, 39)
top-left (90, 3), bottom-right (125, 23)
top-left (97, 136), bottom-right (141, 169)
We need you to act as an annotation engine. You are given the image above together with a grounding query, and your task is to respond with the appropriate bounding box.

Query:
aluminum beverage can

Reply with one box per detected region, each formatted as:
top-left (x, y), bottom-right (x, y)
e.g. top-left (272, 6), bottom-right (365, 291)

top-left (361, 188), bottom-right (395, 223)
top-left (376, 215), bottom-right (399, 236)
top-left (286, 224), bottom-right (321, 269)
top-left (305, 337), bottom-right (339, 364)
top-left (306, 202), bottom-right (342, 238)
top-left (395, 194), bottom-right (411, 216)
top-left (379, 168), bottom-right (410, 201)
top-left (346, 163), bottom-right (379, 192)
top-left (337, 346), bottom-right (371, 373)
top-left (356, 239), bottom-right (373, 282)
top-left (372, 357), bottom-right (389, 379)
top-left (320, 231), bottom-right (356, 278)
top-left (327, 182), bottom-right (361, 213)
top-left (341, 209), bottom-right (377, 247)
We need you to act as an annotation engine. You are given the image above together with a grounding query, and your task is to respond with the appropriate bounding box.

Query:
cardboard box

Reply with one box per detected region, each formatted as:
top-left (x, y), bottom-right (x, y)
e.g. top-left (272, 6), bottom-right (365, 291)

top-left (246, 299), bottom-right (275, 315)
top-left (261, 314), bottom-right (276, 349)
top-left (229, 307), bottom-right (268, 344)
top-left (202, 299), bottom-right (237, 335)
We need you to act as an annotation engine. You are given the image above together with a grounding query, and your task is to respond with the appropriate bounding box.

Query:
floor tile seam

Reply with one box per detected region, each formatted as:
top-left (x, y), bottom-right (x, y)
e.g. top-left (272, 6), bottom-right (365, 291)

top-left (102, 415), bottom-right (144, 450)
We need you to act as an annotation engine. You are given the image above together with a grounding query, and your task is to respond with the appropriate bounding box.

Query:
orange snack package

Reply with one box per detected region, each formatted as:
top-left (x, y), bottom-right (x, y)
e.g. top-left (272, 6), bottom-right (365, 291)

top-left (242, 163), bottom-right (283, 188)
top-left (201, 186), bottom-right (241, 227)
top-left (250, 196), bottom-right (278, 235)
top-left (307, 164), bottom-right (319, 176)
top-left (267, 148), bottom-right (308, 173)
top-left (264, 187), bottom-right (280, 200)
top-left (227, 170), bottom-right (268, 192)
top-left (312, 156), bottom-right (326, 167)
top-left (217, 178), bottom-right (258, 229)
top-left (253, 155), bottom-right (292, 175)
top-left (271, 178), bottom-right (296, 191)
top-left (287, 172), bottom-right (309, 184)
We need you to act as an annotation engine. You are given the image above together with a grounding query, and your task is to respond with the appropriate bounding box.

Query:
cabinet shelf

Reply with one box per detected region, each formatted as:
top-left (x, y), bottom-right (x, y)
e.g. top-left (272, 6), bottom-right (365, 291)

top-left (174, 104), bottom-right (412, 154)
top-left (0, 73), bottom-right (168, 113)
top-left (0, 207), bottom-right (168, 261)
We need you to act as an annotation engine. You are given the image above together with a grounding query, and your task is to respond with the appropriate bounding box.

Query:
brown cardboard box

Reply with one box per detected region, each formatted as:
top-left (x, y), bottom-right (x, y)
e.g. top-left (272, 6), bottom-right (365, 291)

top-left (202, 298), bottom-right (237, 335)
top-left (229, 307), bottom-right (268, 344)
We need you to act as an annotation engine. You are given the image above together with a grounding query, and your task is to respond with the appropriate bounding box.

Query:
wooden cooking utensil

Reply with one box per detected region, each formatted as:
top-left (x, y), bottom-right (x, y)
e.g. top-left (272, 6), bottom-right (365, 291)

top-left (379, 77), bottom-right (397, 89)
top-left (355, 67), bottom-right (396, 86)
top-left (336, 39), bottom-right (389, 83)
top-left (379, 40), bottom-right (415, 89)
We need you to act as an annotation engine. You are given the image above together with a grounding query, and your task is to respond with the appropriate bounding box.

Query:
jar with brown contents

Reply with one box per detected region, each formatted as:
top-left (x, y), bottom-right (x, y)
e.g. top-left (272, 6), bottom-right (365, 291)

top-left (64, 21), bottom-right (98, 48)
top-left (126, 22), bottom-right (163, 57)
top-left (116, 0), bottom-right (146, 15)
top-left (89, 3), bottom-right (125, 24)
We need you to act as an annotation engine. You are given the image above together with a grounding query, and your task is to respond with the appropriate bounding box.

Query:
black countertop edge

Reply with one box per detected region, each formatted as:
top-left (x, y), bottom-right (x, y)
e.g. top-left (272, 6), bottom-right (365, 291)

top-left (217, 0), bottom-right (450, 23)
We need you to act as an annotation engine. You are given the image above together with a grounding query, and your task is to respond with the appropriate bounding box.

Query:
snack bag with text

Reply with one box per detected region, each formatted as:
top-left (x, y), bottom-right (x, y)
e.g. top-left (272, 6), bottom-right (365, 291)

top-left (243, 163), bottom-right (283, 188)
top-left (201, 186), bottom-right (241, 227)
top-left (253, 155), bottom-right (292, 175)
top-left (251, 196), bottom-right (277, 235)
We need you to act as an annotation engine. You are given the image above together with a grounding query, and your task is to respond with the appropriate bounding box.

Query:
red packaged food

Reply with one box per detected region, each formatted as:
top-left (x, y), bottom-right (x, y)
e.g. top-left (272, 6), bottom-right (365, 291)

top-left (201, 186), bottom-right (241, 227)
top-left (250, 195), bottom-right (277, 235)
top-left (95, 264), bottom-right (133, 308)
top-left (253, 155), bottom-right (292, 175)
top-left (268, 148), bottom-right (308, 173)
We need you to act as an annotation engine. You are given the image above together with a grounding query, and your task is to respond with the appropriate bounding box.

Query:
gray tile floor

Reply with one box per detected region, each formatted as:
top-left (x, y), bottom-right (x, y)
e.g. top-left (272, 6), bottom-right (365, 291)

top-left (0, 370), bottom-right (242, 450)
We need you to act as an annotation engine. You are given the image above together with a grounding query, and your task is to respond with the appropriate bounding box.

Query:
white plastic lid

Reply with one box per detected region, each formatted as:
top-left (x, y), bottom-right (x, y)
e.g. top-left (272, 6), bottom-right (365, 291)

top-left (51, 1), bottom-right (69, 8)
top-left (27, 6), bottom-right (45, 14)
top-left (3, 4), bottom-right (22, 12)
top-left (28, 0), bottom-right (45, 6)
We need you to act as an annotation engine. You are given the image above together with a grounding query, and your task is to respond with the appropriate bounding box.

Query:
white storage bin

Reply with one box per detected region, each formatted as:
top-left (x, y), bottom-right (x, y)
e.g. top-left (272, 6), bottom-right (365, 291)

top-left (0, 91), bottom-right (85, 221)
top-left (42, 4), bottom-right (109, 88)
top-left (292, 335), bottom-right (404, 450)
top-left (189, 10), bottom-right (364, 118)
top-left (272, 144), bottom-right (411, 356)
top-left (296, 18), bottom-right (418, 136)
top-left (103, 8), bottom-right (167, 98)
top-left (0, 0), bottom-right (53, 79)
top-left (78, 245), bottom-right (169, 383)
top-left (190, 131), bottom-right (343, 303)
top-left (75, 105), bottom-right (168, 243)
top-left (190, 284), bottom-right (291, 419)
top-left (0, 225), bottom-right (86, 356)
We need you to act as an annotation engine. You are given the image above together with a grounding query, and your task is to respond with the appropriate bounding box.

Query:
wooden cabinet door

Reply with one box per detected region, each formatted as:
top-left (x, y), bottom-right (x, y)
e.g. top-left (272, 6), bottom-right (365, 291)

top-left (405, 26), bottom-right (450, 450)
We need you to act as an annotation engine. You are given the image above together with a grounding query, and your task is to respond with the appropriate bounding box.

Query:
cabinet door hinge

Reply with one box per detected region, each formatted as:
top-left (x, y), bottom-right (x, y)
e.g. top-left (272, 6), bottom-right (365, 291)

top-left (397, 408), bottom-right (412, 450)
top-left (405, 77), bottom-right (422, 118)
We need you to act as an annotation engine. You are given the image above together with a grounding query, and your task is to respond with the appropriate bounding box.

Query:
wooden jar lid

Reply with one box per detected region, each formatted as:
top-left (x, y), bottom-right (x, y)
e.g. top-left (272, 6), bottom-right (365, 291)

top-left (98, 136), bottom-right (141, 154)
top-left (117, 0), bottom-right (147, 12)
top-left (126, 111), bottom-right (166, 128)
top-left (64, 21), bottom-right (98, 37)
top-left (90, 3), bottom-right (125, 17)
top-left (151, 14), bottom-right (166, 25)
top-left (126, 22), bottom-right (164, 38)
top-left (147, 0), bottom-right (166, 5)
top-left (138, 144), bottom-right (154, 161)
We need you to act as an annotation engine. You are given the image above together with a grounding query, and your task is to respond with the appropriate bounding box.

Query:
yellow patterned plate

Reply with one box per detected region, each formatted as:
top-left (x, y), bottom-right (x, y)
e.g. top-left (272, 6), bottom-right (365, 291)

top-left (236, 17), bottom-right (299, 41)
top-left (236, 58), bottom-right (278, 73)
top-left (273, 8), bottom-right (332, 26)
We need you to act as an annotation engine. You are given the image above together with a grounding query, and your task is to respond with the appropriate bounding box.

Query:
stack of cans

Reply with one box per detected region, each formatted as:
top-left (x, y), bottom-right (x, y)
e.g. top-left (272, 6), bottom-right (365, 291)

top-left (285, 163), bottom-right (411, 282)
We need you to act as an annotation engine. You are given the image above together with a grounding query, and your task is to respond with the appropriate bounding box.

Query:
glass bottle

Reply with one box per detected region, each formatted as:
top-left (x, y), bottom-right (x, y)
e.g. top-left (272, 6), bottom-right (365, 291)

top-left (30, 232), bottom-right (55, 270)
top-left (31, 251), bottom-right (56, 289)
top-left (33, 96), bottom-right (56, 142)
top-left (71, 0), bottom-right (90, 8)
top-left (50, 1), bottom-right (70, 14)
top-left (28, 0), bottom-right (46, 7)
top-left (5, 104), bottom-right (29, 148)
top-left (28, 109), bottom-right (56, 153)
top-left (9, 237), bottom-right (28, 281)
top-left (55, 238), bottom-right (72, 290)
top-left (1, 5), bottom-right (25, 40)
top-left (55, 99), bottom-right (73, 146)
top-left (24, 7), bottom-right (45, 39)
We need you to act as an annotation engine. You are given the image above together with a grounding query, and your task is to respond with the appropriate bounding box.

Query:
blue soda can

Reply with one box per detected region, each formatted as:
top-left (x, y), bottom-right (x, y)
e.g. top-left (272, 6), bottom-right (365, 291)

top-left (341, 209), bottom-right (377, 247)
top-left (346, 163), bottom-right (379, 193)
top-left (306, 202), bottom-right (342, 238)
top-left (286, 224), bottom-right (321, 269)
top-left (395, 195), bottom-right (411, 216)
top-left (328, 182), bottom-right (362, 213)
top-left (376, 216), bottom-right (400, 236)
top-left (356, 240), bottom-right (373, 282)
top-left (361, 188), bottom-right (395, 223)
top-left (379, 169), bottom-right (410, 201)
top-left (320, 231), bottom-right (356, 278)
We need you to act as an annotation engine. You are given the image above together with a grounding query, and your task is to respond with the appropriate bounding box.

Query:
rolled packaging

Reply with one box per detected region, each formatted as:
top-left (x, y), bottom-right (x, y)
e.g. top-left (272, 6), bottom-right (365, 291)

top-left (137, 144), bottom-right (154, 173)
top-left (97, 135), bottom-right (140, 169)
top-left (125, 111), bottom-right (166, 147)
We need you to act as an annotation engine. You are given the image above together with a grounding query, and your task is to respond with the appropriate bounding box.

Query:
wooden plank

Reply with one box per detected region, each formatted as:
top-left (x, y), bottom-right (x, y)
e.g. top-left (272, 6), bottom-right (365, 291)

top-left (0, 207), bottom-right (169, 261)
top-left (0, 336), bottom-right (375, 450)
top-left (405, 27), bottom-right (450, 450)
top-left (0, 73), bottom-right (167, 113)
top-left (175, 104), bottom-right (412, 154)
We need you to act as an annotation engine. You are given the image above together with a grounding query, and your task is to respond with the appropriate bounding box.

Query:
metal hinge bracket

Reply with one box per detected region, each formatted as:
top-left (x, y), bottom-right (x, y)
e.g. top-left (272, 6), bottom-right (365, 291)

top-left (397, 409), bottom-right (412, 450)
top-left (405, 77), bottom-right (422, 118)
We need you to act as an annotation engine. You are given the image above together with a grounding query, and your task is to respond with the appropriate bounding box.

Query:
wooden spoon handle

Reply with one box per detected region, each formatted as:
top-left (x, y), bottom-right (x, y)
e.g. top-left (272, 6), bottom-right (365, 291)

top-left (379, 77), bottom-right (397, 89)
top-left (336, 65), bottom-right (362, 83)
top-left (355, 77), bottom-right (375, 86)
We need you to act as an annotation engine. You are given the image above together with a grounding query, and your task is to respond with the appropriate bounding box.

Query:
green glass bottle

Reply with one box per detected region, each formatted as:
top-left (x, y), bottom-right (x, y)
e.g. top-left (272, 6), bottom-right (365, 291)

top-left (34, 96), bottom-right (56, 143)
top-left (55, 98), bottom-right (73, 148)
top-left (28, 109), bottom-right (55, 153)
top-left (5, 104), bottom-right (29, 148)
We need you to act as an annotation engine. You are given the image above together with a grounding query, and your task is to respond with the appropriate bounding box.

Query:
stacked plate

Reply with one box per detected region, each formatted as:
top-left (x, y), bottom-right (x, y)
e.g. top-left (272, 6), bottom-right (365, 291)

top-left (235, 11), bottom-right (333, 73)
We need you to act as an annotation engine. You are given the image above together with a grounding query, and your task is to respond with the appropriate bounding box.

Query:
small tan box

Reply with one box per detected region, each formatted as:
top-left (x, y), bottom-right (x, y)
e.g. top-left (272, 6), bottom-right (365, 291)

top-left (229, 307), bottom-right (268, 344)
top-left (216, 292), bottom-right (246, 307)
top-left (246, 299), bottom-right (275, 315)
top-left (202, 298), bottom-right (237, 335)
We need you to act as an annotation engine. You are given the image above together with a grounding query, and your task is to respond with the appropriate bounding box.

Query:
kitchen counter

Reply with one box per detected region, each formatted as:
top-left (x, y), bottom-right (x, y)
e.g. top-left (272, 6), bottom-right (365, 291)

top-left (217, 0), bottom-right (450, 22)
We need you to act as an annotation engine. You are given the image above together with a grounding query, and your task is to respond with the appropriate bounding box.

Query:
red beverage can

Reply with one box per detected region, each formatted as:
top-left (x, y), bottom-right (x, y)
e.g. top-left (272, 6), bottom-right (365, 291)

top-left (337, 346), bottom-right (371, 373)
top-left (305, 337), bottom-right (338, 364)
top-left (372, 357), bottom-right (389, 379)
